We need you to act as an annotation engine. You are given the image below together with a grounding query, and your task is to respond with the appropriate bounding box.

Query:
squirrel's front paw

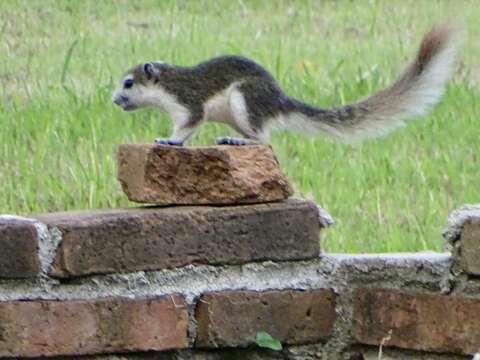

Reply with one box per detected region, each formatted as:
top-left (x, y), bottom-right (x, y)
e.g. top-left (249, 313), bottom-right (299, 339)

top-left (154, 139), bottom-right (184, 146)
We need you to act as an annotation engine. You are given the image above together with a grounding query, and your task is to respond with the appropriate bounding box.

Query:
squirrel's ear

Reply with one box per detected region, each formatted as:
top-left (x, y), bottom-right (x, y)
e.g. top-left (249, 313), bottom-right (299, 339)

top-left (143, 63), bottom-right (159, 79)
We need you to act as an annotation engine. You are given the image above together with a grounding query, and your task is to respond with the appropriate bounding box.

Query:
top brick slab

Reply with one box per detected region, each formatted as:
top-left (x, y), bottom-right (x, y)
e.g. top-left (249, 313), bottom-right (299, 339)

top-left (117, 144), bottom-right (293, 205)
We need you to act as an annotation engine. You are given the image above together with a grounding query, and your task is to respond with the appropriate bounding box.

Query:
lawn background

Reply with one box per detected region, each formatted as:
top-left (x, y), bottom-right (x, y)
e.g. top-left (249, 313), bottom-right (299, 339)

top-left (1, 0), bottom-right (479, 252)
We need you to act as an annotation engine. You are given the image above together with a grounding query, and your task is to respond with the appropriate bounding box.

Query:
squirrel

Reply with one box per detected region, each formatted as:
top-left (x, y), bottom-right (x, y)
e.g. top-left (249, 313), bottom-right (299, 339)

top-left (112, 24), bottom-right (456, 146)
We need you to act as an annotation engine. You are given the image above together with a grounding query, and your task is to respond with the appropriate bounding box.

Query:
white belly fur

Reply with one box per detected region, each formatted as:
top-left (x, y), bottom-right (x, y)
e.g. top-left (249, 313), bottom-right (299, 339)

top-left (203, 84), bottom-right (238, 124)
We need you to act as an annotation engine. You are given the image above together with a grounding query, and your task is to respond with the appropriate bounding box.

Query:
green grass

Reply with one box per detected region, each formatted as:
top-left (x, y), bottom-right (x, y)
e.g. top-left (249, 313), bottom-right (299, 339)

top-left (1, 0), bottom-right (479, 252)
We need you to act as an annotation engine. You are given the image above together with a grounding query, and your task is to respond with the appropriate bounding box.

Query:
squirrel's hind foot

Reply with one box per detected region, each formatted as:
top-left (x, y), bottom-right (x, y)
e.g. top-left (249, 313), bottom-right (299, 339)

top-left (215, 137), bottom-right (261, 146)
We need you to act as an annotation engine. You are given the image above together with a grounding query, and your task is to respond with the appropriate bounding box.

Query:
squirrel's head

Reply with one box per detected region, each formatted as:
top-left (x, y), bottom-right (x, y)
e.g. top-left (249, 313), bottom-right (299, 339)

top-left (112, 62), bottom-right (166, 111)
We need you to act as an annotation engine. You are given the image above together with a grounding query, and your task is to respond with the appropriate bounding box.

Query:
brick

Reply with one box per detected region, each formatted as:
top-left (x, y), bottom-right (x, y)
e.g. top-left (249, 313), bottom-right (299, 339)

top-left (443, 205), bottom-right (480, 276)
top-left (0, 295), bottom-right (188, 357)
top-left (117, 144), bottom-right (293, 205)
top-left (0, 217), bottom-right (40, 278)
top-left (34, 198), bottom-right (321, 278)
top-left (353, 288), bottom-right (480, 355)
top-left (195, 289), bottom-right (336, 347)
top-left (456, 218), bottom-right (480, 275)
top-left (355, 348), bottom-right (467, 360)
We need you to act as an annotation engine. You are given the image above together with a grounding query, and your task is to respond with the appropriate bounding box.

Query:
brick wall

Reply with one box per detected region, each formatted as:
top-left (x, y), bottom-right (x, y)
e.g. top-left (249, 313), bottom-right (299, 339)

top-left (0, 146), bottom-right (479, 359)
top-left (1, 201), bottom-right (479, 359)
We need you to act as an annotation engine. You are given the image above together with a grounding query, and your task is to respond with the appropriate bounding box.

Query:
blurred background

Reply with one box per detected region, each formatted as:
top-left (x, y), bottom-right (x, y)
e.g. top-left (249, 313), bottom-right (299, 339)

top-left (1, 0), bottom-right (478, 252)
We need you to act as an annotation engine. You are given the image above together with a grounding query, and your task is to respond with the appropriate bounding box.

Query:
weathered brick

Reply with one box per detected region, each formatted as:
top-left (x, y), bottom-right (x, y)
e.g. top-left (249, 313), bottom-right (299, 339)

top-left (195, 289), bottom-right (336, 348)
top-left (117, 144), bottom-right (293, 205)
top-left (443, 205), bottom-right (480, 276)
top-left (355, 348), bottom-right (467, 360)
top-left (34, 198), bottom-right (321, 278)
top-left (353, 288), bottom-right (480, 355)
top-left (0, 217), bottom-right (40, 278)
top-left (0, 295), bottom-right (188, 357)
top-left (456, 218), bottom-right (480, 275)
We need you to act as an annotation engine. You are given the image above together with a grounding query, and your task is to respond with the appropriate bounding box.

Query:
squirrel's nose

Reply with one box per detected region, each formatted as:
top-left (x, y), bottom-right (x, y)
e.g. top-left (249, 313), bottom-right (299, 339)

top-left (113, 95), bottom-right (128, 105)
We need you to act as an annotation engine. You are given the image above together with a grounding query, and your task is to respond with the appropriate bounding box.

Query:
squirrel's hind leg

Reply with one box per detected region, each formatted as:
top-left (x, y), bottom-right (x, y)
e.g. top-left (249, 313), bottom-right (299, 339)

top-left (215, 137), bottom-right (262, 145)
top-left (215, 84), bottom-right (268, 146)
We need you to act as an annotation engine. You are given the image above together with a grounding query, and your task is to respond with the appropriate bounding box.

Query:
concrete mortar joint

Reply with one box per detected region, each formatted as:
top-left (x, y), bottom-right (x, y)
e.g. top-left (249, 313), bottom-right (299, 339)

top-left (317, 205), bottom-right (334, 228)
top-left (443, 204), bottom-right (480, 244)
top-left (36, 224), bottom-right (63, 276)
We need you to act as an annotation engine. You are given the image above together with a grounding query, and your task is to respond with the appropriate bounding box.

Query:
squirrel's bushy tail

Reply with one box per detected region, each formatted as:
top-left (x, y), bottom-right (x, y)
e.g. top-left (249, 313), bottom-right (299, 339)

top-left (291, 24), bottom-right (457, 141)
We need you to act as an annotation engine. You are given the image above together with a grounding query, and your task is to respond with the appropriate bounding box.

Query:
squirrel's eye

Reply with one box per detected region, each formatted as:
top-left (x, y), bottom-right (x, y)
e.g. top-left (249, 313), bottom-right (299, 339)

top-left (123, 79), bottom-right (134, 89)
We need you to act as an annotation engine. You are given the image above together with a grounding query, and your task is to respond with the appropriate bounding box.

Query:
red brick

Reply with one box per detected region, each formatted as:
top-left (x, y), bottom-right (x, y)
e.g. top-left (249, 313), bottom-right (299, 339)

top-left (195, 289), bottom-right (336, 347)
top-left (34, 199), bottom-right (321, 278)
top-left (0, 217), bottom-right (40, 278)
top-left (353, 288), bottom-right (480, 355)
top-left (0, 295), bottom-right (188, 357)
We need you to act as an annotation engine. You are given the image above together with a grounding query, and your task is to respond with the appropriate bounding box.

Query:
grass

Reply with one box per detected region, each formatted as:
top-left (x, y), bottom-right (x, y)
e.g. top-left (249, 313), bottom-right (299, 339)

top-left (0, 0), bottom-right (479, 252)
